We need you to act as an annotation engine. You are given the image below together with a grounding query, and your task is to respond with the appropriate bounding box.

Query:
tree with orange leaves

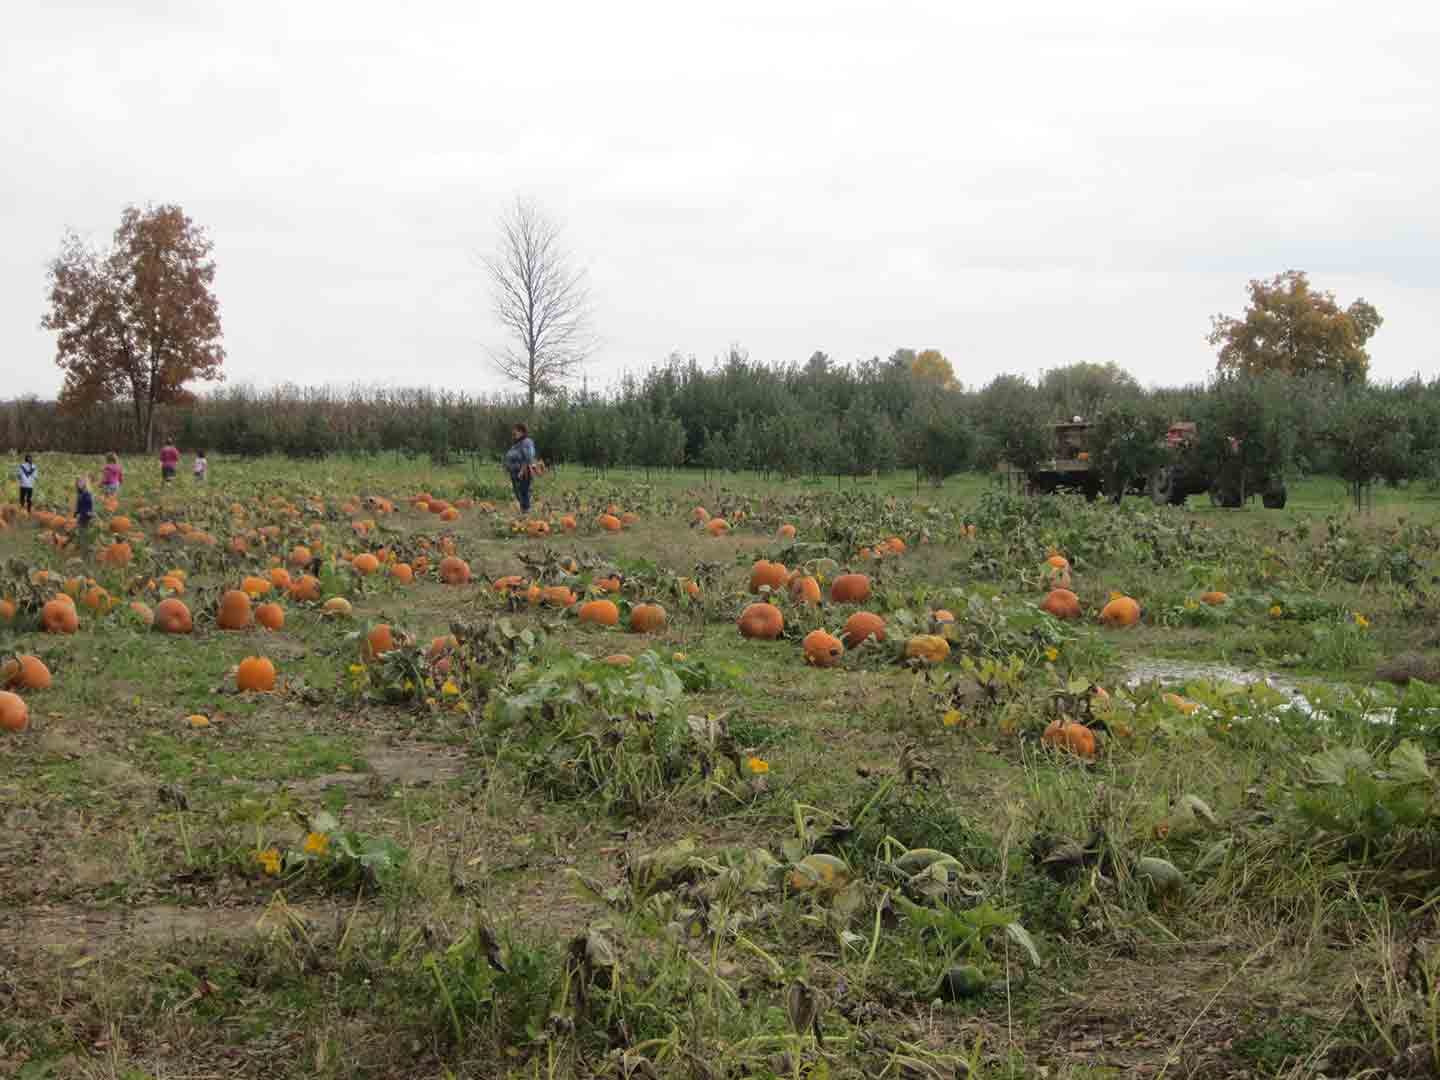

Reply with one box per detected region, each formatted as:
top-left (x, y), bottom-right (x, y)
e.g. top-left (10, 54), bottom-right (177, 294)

top-left (42, 204), bottom-right (225, 450)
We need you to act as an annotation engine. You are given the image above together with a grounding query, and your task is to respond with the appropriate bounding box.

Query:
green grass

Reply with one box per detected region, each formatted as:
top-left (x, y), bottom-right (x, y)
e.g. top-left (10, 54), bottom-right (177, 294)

top-left (1, 456), bottom-right (1438, 1077)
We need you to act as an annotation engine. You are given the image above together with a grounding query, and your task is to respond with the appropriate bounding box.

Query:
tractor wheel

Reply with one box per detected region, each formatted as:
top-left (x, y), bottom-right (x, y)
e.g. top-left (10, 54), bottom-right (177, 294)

top-left (1262, 482), bottom-right (1288, 509)
top-left (1151, 468), bottom-right (1187, 506)
top-left (1209, 485), bottom-right (1242, 509)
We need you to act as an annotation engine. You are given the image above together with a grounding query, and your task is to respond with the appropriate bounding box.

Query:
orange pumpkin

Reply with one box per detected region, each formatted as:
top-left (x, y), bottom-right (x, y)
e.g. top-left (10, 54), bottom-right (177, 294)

top-left (630, 603), bottom-right (667, 633)
top-left (269, 567), bottom-right (293, 589)
top-left (603, 653), bottom-right (634, 666)
top-left (1046, 553), bottom-right (1070, 571)
top-left (789, 575), bottom-right (821, 606)
top-left (749, 560), bottom-right (789, 593)
top-left (738, 602), bottom-right (784, 640)
top-left (109, 515), bottom-right (132, 535)
top-left (905, 635), bottom-right (950, 663)
top-left (255, 602), bottom-right (285, 631)
top-left (540, 585), bottom-right (576, 607)
top-left (41, 598), bottom-right (79, 634)
top-left (364, 624), bottom-right (396, 660)
top-left (288, 545), bottom-right (313, 566)
top-left (438, 556), bottom-right (471, 585)
top-left (691, 506), bottom-right (711, 524)
top-left (352, 553), bottom-right (380, 575)
top-left (842, 611), bottom-right (886, 647)
top-left (1099, 595), bottom-right (1141, 628)
top-left (1199, 590), bottom-right (1229, 605)
top-left (154, 598), bottom-right (193, 634)
top-left (594, 575), bottom-right (622, 594)
top-left (705, 518), bottom-right (729, 536)
top-left (289, 575), bottom-right (322, 602)
top-left (0, 690), bottom-right (29, 733)
top-left (597, 514), bottom-right (623, 531)
top-left (560, 514), bottom-right (577, 531)
top-left (830, 574), bottom-right (871, 605)
top-left (100, 541), bottom-right (133, 566)
top-left (802, 630), bottom-right (844, 668)
top-left (236, 656), bottom-right (276, 692)
top-left (241, 575), bottom-right (272, 597)
top-left (1040, 588), bottom-right (1082, 620)
top-left (390, 562), bottom-right (414, 584)
top-left (1042, 719), bottom-right (1096, 758)
top-left (578, 599), bottom-right (620, 626)
top-left (217, 589), bottom-right (253, 631)
top-left (2, 655), bottom-right (51, 691)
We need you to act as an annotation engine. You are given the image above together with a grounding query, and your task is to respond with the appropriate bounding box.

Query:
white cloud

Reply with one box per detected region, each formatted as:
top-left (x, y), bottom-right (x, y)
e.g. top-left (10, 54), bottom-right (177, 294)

top-left (3, 0), bottom-right (1437, 398)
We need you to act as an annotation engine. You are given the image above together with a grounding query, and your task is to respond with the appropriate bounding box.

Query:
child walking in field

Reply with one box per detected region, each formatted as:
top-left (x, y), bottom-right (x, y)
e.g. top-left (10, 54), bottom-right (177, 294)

top-left (159, 440), bottom-right (180, 483)
top-left (193, 449), bottom-right (208, 483)
top-left (17, 454), bottom-right (36, 511)
top-left (101, 452), bottom-right (123, 496)
top-left (74, 476), bottom-right (94, 528)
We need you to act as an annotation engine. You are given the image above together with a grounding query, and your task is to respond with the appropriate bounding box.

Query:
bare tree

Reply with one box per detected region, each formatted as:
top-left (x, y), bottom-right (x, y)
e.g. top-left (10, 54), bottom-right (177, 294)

top-left (483, 198), bottom-right (594, 409)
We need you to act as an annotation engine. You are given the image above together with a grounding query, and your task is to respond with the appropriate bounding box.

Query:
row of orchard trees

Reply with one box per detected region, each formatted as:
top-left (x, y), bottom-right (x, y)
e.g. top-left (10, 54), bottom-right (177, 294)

top-left (4, 352), bottom-right (1439, 502)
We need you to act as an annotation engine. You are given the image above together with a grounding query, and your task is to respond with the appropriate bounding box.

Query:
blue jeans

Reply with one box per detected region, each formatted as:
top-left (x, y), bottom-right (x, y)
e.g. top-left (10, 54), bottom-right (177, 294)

top-left (511, 472), bottom-right (532, 512)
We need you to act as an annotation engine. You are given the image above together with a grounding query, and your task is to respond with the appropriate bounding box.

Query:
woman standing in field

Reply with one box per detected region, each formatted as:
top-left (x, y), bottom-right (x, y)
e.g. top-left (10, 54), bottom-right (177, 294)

top-left (504, 423), bottom-right (538, 513)
top-left (159, 439), bottom-right (180, 483)
top-left (100, 452), bottom-right (123, 496)
top-left (17, 454), bottom-right (37, 511)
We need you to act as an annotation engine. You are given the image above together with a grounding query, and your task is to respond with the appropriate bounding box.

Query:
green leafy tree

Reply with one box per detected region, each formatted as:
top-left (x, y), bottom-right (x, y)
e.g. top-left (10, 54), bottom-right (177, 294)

top-left (1086, 398), bottom-right (1172, 502)
top-left (1324, 391), bottom-right (1414, 510)
top-left (1191, 374), bottom-right (1297, 504)
top-left (1039, 362), bottom-right (1138, 419)
top-left (1208, 270), bottom-right (1381, 384)
top-left (973, 375), bottom-right (1051, 477)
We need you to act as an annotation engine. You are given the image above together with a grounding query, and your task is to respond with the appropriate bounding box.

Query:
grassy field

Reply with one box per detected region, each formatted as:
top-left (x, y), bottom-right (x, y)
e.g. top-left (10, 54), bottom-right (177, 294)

top-left (3, 455), bottom-right (1440, 1079)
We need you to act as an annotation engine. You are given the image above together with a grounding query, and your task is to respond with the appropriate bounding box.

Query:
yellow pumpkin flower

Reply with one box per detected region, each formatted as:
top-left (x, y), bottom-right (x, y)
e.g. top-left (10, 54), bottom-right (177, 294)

top-left (255, 848), bottom-right (282, 875)
top-left (1353, 612), bottom-right (1370, 629)
top-left (442, 679), bottom-right (460, 696)
top-left (348, 663), bottom-right (365, 676)
top-left (1044, 647), bottom-right (1059, 663)
top-left (747, 756), bottom-right (770, 774)
top-left (942, 709), bottom-right (963, 728)
top-left (303, 832), bottom-right (330, 856)
top-left (1268, 605), bottom-right (1283, 618)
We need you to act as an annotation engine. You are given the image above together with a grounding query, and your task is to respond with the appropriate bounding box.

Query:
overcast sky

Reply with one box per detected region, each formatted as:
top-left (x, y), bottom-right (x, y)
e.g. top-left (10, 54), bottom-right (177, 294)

top-left (3, 0), bottom-right (1437, 399)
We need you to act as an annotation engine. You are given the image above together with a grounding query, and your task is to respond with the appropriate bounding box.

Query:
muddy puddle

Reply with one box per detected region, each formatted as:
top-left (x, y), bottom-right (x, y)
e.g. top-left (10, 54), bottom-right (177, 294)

top-left (1123, 657), bottom-right (1403, 724)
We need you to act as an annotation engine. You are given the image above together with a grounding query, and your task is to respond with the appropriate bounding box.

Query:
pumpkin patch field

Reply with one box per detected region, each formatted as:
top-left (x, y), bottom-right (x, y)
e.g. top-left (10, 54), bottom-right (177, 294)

top-left (3, 455), bottom-right (1440, 1078)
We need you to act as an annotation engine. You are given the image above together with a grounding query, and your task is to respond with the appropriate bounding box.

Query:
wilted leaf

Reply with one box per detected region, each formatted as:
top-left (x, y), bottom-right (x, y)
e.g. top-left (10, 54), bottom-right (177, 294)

top-left (1388, 740), bottom-right (1432, 785)
top-left (1005, 922), bottom-right (1042, 967)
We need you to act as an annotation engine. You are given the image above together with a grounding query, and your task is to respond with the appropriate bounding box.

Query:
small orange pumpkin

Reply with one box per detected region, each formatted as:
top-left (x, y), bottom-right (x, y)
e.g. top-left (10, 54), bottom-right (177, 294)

top-left (0, 690), bottom-right (29, 733)
top-left (154, 598), bottom-right (193, 634)
top-left (1100, 595), bottom-right (1141, 628)
top-left (802, 630), bottom-right (844, 668)
top-left (255, 602), bottom-right (285, 630)
top-left (630, 603), bottom-right (667, 633)
top-left (217, 589), bottom-right (253, 631)
top-left (1042, 719), bottom-right (1096, 757)
top-left (1040, 588), bottom-right (1082, 620)
top-left (830, 574), bottom-right (872, 605)
top-left (749, 560), bottom-right (789, 593)
top-left (438, 556), bottom-right (471, 585)
top-left (843, 611), bottom-right (886, 646)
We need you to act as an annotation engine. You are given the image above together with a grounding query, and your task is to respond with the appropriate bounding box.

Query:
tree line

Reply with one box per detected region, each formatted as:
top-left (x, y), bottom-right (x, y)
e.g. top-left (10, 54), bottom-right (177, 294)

top-left (3, 355), bottom-right (1438, 501)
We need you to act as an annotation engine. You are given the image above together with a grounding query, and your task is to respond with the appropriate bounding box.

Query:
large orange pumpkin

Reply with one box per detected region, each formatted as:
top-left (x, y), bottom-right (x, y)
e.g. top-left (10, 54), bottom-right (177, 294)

top-left (390, 562), bottom-right (414, 584)
top-left (217, 590), bottom-right (253, 631)
top-left (0, 690), bottom-right (29, 733)
top-left (842, 611), bottom-right (886, 647)
top-left (830, 574), bottom-right (872, 605)
top-left (578, 599), bottom-right (620, 626)
top-left (1042, 719), bottom-right (1096, 757)
top-left (255, 602), bottom-right (285, 630)
top-left (2, 655), bottom-right (51, 691)
top-left (749, 560), bottom-right (789, 593)
top-left (802, 630), bottom-right (844, 668)
top-left (42, 598), bottom-right (79, 634)
top-left (109, 516), bottom-right (132, 535)
top-left (352, 552), bottom-right (380, 575)
top-left (630, 603), bottom-right (667, 633)
top-left (1040, 588), bottom-right (1082, 620)
top-left (155, 598), bottom-right (193, 634)
top-left (738, 602), bottom-right (784, 640)
top-left (1099, 595), bottom-right (1141, 628)
top-left (597, 514), bottom-right (623, 531)
top-left (438, 557), bottom-right (471, 585)
top-left (236, 656), bottom-right (276, 692)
